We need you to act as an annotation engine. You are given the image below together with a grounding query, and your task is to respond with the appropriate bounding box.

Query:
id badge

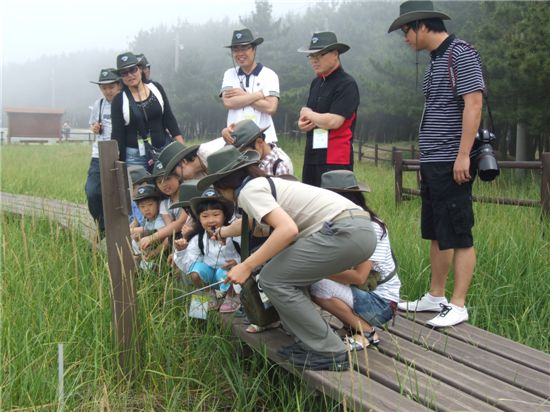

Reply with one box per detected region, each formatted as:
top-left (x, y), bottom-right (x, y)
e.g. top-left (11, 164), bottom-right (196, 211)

top-left (138, 139), bottom-right (146, 157)
top-left (189, 294), bottom-right (209, 320)
top-left (312, 128), bottom-right (329, 149)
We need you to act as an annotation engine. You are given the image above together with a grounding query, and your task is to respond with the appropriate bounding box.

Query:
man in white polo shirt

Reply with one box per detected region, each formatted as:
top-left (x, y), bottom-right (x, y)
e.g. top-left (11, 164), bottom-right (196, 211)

top-left (220, 28), bottom-right (279, 144)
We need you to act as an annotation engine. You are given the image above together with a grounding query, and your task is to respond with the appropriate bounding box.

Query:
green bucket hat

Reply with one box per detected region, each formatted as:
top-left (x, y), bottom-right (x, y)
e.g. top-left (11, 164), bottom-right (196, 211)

top-left (297, 32), bottom-right (350, 54)
top-left (388, 1), bottom-right (450, 33)
top-left (90, 68), bottom-right (119, 85)
top-left (169, 180), bottom-right (202, 210)
top-left (136, 53), bottom-right (150, 68)
top-left (155, 142), bottom-right (200, 177)
top-left (225, 28), bottom-right (264, 48)
top-left (115, 52), bottom-right (140, 73)
top-left (189, 187), bottom-right (235, 222)
top-left (197, 146), bottom-right (260, 191)
top-left (133, 184), bottom-right (161, 202)
top-left (231, 119), bottom-right (269, 150)
top-left (128, 165), bottom-right (152, 185)
top-left (320, 170), bottom-right (370, 193)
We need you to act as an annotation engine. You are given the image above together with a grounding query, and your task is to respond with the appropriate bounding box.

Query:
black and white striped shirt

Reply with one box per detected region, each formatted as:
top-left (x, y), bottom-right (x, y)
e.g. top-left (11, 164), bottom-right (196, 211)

top-left (419, 35), bottom-right (485, 163)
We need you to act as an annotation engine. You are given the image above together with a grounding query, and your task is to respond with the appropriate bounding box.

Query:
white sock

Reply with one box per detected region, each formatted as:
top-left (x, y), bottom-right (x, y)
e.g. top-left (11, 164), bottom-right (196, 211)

top-left (450, 303), bottom-right (466, 311)
top-left (427, 293), bottom-right (446, 302)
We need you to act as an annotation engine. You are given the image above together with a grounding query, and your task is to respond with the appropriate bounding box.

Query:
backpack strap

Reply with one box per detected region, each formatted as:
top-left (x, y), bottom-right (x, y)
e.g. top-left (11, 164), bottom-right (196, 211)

top-left (239, 176), bottom-right (276, 260)
top-left (146, 82), bottom-right (164, 113)
top-left (271, 158), bottom-right (283, 176)
top-left (198, 230), bottom-right (205, 256)
top-left (98, 98), bottom-right (104, 124)
top-left (124, 89), bottom-right (149, 138)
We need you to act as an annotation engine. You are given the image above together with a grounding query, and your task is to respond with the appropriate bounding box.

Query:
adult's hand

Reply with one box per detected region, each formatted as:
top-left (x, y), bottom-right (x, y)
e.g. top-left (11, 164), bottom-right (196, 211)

top-left (222, 123), bottom-right (236, 144)
top-left (453, 153), bottom-right (471, 184)
top-left (225, 261), bottom-right (253, 285)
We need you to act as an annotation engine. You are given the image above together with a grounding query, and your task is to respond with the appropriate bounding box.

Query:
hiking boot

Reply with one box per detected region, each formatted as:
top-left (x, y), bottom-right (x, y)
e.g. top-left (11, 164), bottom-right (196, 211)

top-left (426, 303), bottom-right (469, 328)
top-left (397, 292), bottom-right (448, 312)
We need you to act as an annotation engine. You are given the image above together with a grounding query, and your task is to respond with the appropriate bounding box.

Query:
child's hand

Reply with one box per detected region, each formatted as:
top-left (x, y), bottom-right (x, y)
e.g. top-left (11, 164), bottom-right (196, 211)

top-left (167, 253), bottom-right (174, 267)
top-left (139, 235), bottom-right (153, 250)
top-left (222, 259), bottom-right (238, 270)
top-left (174, 238), bottom-right (188, 251)
top-left (181, 223), bottom-right (195, 239)
top-left (130, 226), bottom-right (144, 241)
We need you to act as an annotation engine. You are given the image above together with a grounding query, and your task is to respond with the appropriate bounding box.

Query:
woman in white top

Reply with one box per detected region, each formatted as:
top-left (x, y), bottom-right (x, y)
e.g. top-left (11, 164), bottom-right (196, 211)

top-left (197, 146), bottom-right (377, 371)
top-left (310, 170), bottom-right (401, 351)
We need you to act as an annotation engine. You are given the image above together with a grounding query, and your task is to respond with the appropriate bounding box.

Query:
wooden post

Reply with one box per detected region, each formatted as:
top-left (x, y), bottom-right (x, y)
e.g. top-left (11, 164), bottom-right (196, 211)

top-left (411, 144), bottom-right (416, 159)
top-left (394, 151), bottom-right (403, 205)
top-left (375, 144), bottom-right (379, 167)
top-left (392, 146), bottom-right (397, 165)
top-left (358, 137), bottom-right (363, 161)
top-left (99, 141), bottom-right (138, 377)
top-left (541, 152), bottom-right (550, 219)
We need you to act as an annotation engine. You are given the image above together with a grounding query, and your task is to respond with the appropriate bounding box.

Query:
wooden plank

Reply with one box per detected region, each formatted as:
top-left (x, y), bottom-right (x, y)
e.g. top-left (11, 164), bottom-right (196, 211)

top-left (376, 330), bottom-right (550, 412)
top-left (352, 344), bottom-right (501, 411)
top-left (401, 311), bottom-right (550, 375)
top-left (220, 315), bottom-right (427, 412)
top-left (98, 141), bottom-right (138, 375)
top-left (388, 316), bottom-right (550, 398)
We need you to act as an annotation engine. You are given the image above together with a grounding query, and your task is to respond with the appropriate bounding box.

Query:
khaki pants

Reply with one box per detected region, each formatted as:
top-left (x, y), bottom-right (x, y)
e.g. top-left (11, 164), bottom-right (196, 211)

top-left (259, 215), bottom-right (377, 354)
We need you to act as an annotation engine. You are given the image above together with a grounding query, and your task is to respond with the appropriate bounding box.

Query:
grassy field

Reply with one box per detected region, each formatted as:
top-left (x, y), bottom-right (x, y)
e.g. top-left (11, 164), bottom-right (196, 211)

top-left (1, 140), bottom-right (549, 410)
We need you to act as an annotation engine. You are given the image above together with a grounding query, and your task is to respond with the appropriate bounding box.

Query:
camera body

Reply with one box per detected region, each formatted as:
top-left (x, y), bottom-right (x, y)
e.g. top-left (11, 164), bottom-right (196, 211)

top-left (473, 129), bottom-right (499, 181)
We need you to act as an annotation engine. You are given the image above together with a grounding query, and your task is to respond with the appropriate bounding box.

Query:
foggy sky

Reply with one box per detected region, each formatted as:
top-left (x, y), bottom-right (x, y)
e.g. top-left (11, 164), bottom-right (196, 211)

top-left (2, 0), bottom-right (347, 64)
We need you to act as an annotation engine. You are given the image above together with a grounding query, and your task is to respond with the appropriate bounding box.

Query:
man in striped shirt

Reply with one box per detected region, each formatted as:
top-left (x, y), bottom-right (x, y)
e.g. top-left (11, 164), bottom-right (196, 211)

top-left (389, 1), bottom-right (484, 327)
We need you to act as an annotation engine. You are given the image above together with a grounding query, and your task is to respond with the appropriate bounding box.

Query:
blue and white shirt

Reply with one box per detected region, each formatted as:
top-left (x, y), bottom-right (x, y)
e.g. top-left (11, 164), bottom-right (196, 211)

top-left (419, 35), bottom-right (485, 163)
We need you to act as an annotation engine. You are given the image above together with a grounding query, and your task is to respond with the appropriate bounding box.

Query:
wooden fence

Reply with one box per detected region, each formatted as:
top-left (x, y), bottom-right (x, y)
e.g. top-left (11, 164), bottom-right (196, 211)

top-left (356, 141), bottom-right (417, 166)
top-left (394, 151), bottom-right (550, 217)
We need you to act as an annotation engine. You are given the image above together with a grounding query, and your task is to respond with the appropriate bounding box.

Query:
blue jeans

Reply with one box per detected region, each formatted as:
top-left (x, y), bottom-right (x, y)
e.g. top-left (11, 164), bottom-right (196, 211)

top-left (351, 287), bottom-right (394, 327)
top-left (84, 158), bottom-right (104, 233)
top-left (189, 262), bottom-right (230, 293)
top-left (126, 147), bottom-right (147, 167)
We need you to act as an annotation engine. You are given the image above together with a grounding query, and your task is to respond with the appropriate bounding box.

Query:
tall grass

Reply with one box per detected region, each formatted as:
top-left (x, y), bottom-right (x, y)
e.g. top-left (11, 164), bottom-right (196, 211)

top-left (1, 140), bottom-right (549, 409)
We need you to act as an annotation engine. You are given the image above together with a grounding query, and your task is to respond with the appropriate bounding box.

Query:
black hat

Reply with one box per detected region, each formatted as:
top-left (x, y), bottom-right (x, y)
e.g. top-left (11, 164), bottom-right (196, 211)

top-left (297, 32), bottom-right (350, 54)
top-left (133, 184), bottom-right (161, 202)
top-left (128, 165), bottom-right (152, 185)
top-left (225, 28), bottom-right (264, 48)
top-left (136, 53), bottom-right (150, 68)
top-left (231, 119), bottom-right (269, 150)
top-left (153, 142), bottom-right (200, 178)
top-left (189, 187), bottom-right (235, 221)
top-left (320, 170), bottom-right (370, 193)
top-left (169, 180), bottom-right (202, 210)
top-left (388, 1), bottom-right (450, 33)
top-left (197, 146), bottom-right (260, 191)
top-left (115, 52), bottom-right (140, 73)
top-left (90, 68), bottom-right (119, 85)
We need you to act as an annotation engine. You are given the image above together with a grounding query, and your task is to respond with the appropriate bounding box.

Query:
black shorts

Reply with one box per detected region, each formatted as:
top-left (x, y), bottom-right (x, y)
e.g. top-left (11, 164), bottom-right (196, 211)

top-left (420, 162), bottom-right (475, 250)
top-left (302, 163), bottom-right (353, 187)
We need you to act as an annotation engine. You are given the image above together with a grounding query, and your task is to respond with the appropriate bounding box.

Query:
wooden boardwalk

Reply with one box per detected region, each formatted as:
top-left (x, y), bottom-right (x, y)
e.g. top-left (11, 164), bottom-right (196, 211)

top-left (2, 192), bottom-right (549, 411)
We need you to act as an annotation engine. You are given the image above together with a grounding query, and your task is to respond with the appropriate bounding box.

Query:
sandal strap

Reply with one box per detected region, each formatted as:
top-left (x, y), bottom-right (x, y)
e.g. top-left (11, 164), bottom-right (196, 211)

top-left (364, 330), bottom-right (380, 346)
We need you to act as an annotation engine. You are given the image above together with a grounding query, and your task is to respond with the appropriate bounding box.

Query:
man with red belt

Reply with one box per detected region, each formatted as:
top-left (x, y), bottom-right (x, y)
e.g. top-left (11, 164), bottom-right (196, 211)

top-left (298, 32), bottom-right (359, 187)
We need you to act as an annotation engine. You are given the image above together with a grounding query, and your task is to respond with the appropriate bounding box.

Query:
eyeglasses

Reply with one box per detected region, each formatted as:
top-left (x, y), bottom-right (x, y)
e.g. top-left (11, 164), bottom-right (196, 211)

top-left (119, 66), bottom-right (139, 77)
top-left (231, 45), bottom-right (253, 53)
top-left (307, 51), bottom-right (329, 60)
top-left (401, 26), bottom-right (412, 36)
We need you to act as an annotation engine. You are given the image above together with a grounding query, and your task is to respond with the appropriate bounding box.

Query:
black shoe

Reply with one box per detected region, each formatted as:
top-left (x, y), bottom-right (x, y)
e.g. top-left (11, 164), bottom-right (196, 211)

top-left (278, 343), bottom-right (349, 371)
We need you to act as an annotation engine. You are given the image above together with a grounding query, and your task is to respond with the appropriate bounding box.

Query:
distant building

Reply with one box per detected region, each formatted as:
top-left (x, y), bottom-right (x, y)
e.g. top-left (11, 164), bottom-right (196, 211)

top-left (4, 107), bottom-right (65, 142)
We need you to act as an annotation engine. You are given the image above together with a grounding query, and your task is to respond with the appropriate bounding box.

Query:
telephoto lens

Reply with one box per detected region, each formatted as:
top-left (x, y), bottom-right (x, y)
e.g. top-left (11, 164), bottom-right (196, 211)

top-left (475, 129), bottom-right (499, 182)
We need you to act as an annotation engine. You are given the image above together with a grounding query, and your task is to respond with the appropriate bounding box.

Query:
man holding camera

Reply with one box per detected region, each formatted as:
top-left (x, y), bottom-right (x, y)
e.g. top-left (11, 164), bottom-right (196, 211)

top-left (389, 1), bottom-right (485, 327)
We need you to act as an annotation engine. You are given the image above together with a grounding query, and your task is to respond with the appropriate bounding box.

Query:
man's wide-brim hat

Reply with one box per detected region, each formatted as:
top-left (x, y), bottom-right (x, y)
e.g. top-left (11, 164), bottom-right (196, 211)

top-left (197, 146), bottom-right (260, 191)
top-left (169, 180), bottom-right (202, 210)
top-left (115, 52), bottom-right (140, 73)
top-left (133, 184), bottom-right (161, 201)
top-left (190, 187), bottom-right (235, 221)
top-left (136, 53), bottom-right (150, 68)
top-left (321, 170), bottom-right (370, 193)
top-left (225, 28), bottom-right (264, 48)
top-left (90, 68), bottom-right (119, 85)
top-left (388, 0), bottom-right (451, 33)
top-left (154, 142), bottom-right (200, 178)
top-left (231, 119), bottom-right (269, 150)
top-left (297, 31), bottom-right (350, 54)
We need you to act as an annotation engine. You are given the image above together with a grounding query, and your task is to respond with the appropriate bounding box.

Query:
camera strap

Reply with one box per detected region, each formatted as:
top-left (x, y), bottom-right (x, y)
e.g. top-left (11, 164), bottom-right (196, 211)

top-left (447, 40), bottom-right (495, 132)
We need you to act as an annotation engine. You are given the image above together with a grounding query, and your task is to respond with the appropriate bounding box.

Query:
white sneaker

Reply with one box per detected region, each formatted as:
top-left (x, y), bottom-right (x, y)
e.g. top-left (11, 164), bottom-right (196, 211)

top-left (426, 303), bottom-right (469, 328)
top-left (397, 293), bottom-right (448, 312)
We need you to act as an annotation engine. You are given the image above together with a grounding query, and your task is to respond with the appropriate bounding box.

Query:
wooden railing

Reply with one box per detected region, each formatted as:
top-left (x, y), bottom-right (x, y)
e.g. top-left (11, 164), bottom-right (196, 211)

top-left (394, 151), bottom-right (550, 218)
